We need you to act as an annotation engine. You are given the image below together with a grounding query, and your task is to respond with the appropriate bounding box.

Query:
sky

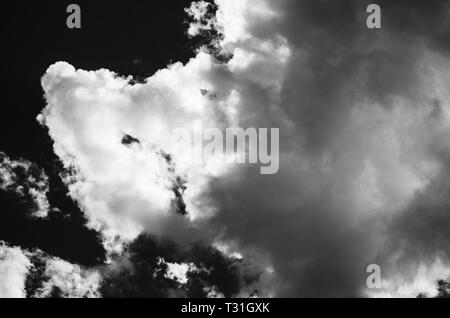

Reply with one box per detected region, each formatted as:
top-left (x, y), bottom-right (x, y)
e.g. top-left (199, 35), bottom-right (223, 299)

top-left (1, 0), bottom-right (450, 298)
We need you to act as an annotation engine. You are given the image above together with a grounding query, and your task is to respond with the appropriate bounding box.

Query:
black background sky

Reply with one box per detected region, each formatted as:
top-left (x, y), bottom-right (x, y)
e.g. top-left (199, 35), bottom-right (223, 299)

top-left (0, 1), bottom-right (195, 266)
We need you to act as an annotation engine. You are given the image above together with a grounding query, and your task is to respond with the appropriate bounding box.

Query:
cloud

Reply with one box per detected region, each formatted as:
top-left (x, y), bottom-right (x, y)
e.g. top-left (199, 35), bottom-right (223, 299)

top-left (0, 243), bottom-right (102, 298)
top-left (0, 242), bottom-right (31, 298)
top-left (0, 152), bottom-right (50, 218)
top-left (369, 259), bottom-right (450, 298)
top-left (32, 257), bottom-right (101, 298)
top-left (37, 0), bottom-right (450, 297)
top-left (39, 56), bottom-right (234, 246)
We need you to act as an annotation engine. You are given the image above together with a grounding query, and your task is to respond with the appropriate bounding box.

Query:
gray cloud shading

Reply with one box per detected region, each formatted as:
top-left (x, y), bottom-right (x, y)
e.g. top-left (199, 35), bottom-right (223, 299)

top-left (198, 0), bottom-right (450, 297)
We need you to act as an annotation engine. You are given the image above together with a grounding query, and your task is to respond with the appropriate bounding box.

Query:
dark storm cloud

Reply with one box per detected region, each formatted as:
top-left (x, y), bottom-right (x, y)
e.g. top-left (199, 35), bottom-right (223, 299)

top-left (198, 0), bottom-right (450, 297)
top-left (274, 0), bottom-right (450, 152)
top-left (377, 0), bottom-right (450, 52)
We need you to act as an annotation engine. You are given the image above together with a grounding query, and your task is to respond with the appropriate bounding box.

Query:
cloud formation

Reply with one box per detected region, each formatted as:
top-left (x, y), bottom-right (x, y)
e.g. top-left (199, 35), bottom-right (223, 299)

top-left (0, 243), bottom-right (102, 298)
top-left (32, 257), bottom-right (101, 298)
top-left (0, 152), bottom-right (50, 218)
top-left (0, 243), bottom-right (31, 298)
top-left (32, 0), bottom-right (450, 297)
